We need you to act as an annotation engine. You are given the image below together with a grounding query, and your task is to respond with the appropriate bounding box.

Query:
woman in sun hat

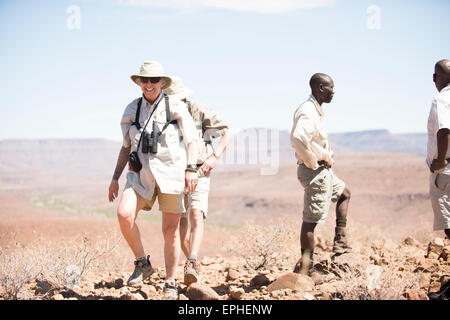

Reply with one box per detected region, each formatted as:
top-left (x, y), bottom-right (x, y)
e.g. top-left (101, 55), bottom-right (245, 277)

top-left (108, 61), bottom-right (199, 300)
top-left (165, 76), bottom-right (232, 287)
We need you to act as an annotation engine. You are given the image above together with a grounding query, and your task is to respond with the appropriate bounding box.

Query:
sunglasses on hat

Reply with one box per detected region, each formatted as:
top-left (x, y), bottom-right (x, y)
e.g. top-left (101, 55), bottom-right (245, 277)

top-left (140, 77), bottom-right (161, 84)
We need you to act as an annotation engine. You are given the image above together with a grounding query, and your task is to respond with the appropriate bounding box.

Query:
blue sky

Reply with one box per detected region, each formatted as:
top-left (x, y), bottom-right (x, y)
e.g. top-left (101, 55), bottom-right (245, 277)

top-left (0, 0), bottom-right (449, 141)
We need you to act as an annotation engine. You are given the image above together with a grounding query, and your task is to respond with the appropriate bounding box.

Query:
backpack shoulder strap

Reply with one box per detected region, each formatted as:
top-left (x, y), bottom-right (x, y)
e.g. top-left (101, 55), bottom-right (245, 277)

top-left (164, 94), bottom-right (177, 124)
top-left (132, 98), bottom-right (143, 130)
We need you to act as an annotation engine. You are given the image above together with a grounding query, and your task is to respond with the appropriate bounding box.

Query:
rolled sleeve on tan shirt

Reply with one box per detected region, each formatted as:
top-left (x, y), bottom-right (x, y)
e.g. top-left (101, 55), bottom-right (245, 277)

top-left (120, 99), bottom-right (140, 148)
top-left (171, 101), bottom-right (198, 145)
top-left (200, 103), bottom-right (229, 139)
top-left (436, 96), bottom-right (450, 133)
top-left (184, 101), bottom-right (230, 163)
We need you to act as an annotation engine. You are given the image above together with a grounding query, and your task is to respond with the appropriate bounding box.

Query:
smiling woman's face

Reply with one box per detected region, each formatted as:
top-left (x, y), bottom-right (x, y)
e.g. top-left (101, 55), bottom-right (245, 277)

top-left (139, 77), bottom-right (165, 103)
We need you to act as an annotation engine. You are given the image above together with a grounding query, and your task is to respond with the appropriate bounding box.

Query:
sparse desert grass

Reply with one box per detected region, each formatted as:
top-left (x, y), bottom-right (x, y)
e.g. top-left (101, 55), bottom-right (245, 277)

top-left (223, 218), bottom-right (433, 300)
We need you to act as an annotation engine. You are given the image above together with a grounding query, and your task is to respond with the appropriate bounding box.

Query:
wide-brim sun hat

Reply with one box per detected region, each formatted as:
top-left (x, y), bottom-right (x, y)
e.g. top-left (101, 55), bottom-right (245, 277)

top-left (164, 76), bottom-right (193, 100)
top-left (130, 61), bottom-right (172, 89)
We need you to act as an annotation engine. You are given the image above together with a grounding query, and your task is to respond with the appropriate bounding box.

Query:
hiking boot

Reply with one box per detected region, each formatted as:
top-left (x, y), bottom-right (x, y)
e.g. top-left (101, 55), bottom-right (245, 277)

top-left (163, 280), bottom-right (179, 300)
top-left (184, 259), bottom-right (201, 286)
top-left (332, 227), bottom-right (352, 254)
top-left (293, 250), bottom-right (313, 275)
top-left (127, 255), bottom-right (155, 287)
top-left (427, 280), bottom-right (450, 300)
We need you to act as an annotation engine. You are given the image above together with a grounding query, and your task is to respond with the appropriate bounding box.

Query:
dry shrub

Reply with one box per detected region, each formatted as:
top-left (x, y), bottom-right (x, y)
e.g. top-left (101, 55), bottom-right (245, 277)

top-left (37, 232), bottom-right (120, 291)
top-left (335, 262), bottom-right (422, 300)
top-left (225, 218), bottom-right (299, 271)
top-left (0, 247), bottom-right (41, 300)
top-left (0, 232), bottom-right (120, 299)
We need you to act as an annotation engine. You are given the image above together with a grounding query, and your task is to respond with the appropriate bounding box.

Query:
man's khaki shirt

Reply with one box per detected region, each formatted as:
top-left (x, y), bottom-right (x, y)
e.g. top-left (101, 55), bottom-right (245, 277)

top-left (290, 95), bottom-right (334, 170)
top-left (184, 101), bottom-right (229, 165)
top-left (121, 94), bottom-right (198, 198)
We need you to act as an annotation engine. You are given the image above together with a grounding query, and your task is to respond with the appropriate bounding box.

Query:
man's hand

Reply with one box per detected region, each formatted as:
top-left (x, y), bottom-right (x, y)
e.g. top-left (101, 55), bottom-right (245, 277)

top-left (108, 179), bottom-right (119, 202)
top-left (431, 129), bottom-right (450, 173)
top-left (200, 154), bottom-right (218, 176)
top-left (185, 171), bottom-right (198, 194)
top-left (430, 158), bottom-right (449, 173)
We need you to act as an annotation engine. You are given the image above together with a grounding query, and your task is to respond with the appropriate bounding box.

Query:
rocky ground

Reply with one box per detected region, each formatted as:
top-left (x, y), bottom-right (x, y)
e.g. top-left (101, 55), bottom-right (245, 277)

top-left (10, 236), bottom-right (449, 301)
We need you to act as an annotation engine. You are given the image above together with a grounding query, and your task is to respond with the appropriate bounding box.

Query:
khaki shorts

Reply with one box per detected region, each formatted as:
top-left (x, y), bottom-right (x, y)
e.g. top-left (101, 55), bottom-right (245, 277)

top-left (297, 164), bottom-right (345, 224)
top-left (124, 183), bottom-right (186, 214)
top-left (430, 172), bottom-right (450, 231)
top-left (182, 174), bottom-right (210, 219)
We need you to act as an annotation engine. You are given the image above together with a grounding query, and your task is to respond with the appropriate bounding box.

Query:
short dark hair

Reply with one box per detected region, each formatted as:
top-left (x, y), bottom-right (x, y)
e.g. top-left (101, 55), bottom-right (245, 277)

top-left (309, 73), bottom-right (332, 90)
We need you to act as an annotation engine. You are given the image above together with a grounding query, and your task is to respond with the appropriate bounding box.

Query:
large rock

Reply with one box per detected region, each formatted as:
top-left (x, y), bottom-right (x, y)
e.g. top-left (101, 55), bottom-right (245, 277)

top-left (414, 258), bottom-right (440, 273)
top-left (440, 246), bottom-right (450, 262)
top-left (186, 283), bottom-right (219, 300)
top-left (404, 289), bottom-right (428, 300)
top-left (34, 280), bottom-right (54, 295)
top-left (402, 236), bottom-right (422, 248)
top-left (229, 287), bottom-right (245, 300)
top-left (418, 273), bottom-right (431, 290)
top-left (331, 253), bottom-right (369, 276)
top-left (250, 274), bottom-right (270, 288)
top-left (267, 273), bottom-right (314, 293)
top-left (427, 238), bottom-right (445, 257)
top-left (226, 269), bottom-right (240, 282)
top-left (125, 292), bottom-right (145, 300)
top-left (317, 282), bottom-right (337, 294)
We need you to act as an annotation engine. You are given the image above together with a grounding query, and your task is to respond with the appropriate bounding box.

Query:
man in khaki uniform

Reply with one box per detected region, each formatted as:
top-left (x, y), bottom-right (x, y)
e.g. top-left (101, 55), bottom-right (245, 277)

top-left (108, 61), bottom-right (199, 300)
top-left (165, 76), bottom-right (232, 285)
top-left (290, 73), bottom-right (352, 275)
top-left (427, 59), bottom-right (450, 240)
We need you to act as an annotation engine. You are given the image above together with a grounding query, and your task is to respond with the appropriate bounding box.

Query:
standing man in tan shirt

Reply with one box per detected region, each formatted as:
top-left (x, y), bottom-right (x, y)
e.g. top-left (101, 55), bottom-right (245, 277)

top-left (165, 76), bottom-right (232, 286)
top-left (290, 73), bottom-right (352, 275)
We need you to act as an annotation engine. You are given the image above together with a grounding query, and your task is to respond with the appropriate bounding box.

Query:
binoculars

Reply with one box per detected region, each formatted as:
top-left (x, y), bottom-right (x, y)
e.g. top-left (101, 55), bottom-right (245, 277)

top-left (142, 121), bottom-right (160, 154)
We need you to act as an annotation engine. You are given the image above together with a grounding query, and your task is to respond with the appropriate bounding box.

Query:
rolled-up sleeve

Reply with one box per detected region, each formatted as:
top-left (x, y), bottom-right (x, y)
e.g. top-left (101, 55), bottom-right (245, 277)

top-left (293, 113), bottom-right (315, 148)
top-left (172, 102), bottom-right (198, 145)
top-left (436, 97), bottom-right (450, 132)
top-left (120, 100), bottom-right (138, 148)
top-left (199, 103), bottom-right (229, 138)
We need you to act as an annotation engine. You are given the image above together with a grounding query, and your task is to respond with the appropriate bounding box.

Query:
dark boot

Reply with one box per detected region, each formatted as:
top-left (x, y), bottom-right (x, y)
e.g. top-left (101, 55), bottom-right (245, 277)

top-left (428, 280), bottom-right (450, 300)
top-left (127, 255), bottom-right (155, 287)
top-left (332, 227), bottom-right (352, 254)
top-left (293, 249), bottom-right (313, 275)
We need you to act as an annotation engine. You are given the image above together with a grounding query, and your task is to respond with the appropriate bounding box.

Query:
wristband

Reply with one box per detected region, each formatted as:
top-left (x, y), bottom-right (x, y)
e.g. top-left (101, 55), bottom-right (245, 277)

top-left (185, 164), bottom-right (198, 172)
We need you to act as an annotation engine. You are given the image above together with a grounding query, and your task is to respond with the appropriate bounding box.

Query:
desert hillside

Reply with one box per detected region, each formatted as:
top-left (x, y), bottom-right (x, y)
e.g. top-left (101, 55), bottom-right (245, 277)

top-left (1, 135), bottom-right (448, 301)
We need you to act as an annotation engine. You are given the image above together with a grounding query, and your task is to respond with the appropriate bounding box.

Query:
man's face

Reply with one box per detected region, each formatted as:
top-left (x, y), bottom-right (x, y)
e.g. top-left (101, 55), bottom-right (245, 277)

top-left (433, 71), bottom-right (445, 92)
top-left (139, 77), bottom-right (165, 102)
top-left (320, 78), bottom-right (335, 103)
